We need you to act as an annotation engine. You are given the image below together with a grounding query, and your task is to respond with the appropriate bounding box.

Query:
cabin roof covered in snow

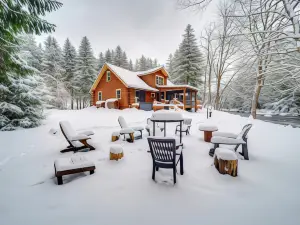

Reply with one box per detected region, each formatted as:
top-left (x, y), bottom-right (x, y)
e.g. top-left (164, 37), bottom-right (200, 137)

top-left (90, 63), bottom-right (162, 93)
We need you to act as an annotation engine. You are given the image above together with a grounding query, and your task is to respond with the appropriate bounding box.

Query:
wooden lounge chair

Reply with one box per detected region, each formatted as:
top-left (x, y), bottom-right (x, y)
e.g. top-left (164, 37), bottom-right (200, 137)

top-left (209, 124), bottom-right (252, 160)
top-left (118, 116), bottom-right (144, 139)
top-left (175, 118), bottom-right (192, 135)
top-left (147, 137), bottom-right (184, 184)
top-left (59, 121), bottom-right (95, 153)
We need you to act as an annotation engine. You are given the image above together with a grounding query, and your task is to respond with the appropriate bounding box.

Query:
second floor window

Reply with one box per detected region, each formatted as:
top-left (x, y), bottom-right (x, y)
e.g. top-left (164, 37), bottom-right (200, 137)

top-left (106, 71), bottom-right (111, 82)
top-left (156, 75), bottom-right (164, 85)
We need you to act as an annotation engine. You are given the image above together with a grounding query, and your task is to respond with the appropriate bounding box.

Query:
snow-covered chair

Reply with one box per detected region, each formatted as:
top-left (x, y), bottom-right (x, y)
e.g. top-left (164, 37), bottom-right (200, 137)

top-left (147, 137), bottom-right (184, 184)
top-left (175, 118), bottom-right (192, 135)
top-left (145, 118), bottom-right (164, 136)
top-left (209, 124), bottom-right (252, 160)
top-left (59, 121), bottom-right (95, 153)
top-left (118, 116), bottom-right (144, 139)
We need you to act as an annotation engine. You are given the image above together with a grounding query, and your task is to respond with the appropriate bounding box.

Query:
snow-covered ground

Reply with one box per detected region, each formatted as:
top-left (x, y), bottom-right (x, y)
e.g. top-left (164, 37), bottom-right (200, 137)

top-left (0, 107), bottom-right (300, 225)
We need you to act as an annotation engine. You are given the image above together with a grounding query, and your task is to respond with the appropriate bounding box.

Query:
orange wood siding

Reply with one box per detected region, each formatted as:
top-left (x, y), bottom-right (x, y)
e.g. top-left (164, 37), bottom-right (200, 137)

top-left (93, 68), bottom-right (129, 109)
top-left (139, 70), bottom-right (167, 88)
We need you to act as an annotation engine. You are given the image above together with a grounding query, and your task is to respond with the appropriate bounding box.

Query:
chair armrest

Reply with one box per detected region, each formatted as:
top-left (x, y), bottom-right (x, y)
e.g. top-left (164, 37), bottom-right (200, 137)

top-left (213, 131), bottom-right (238, 139)
top-left (79, 130), bottom-right (94, 136)
top-left (70, 134), bottom-right (90, 141)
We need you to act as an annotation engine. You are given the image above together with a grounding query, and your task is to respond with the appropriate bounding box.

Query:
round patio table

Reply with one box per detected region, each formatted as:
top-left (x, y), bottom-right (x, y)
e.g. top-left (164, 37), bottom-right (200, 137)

top-left (150, 111), bottom-right (184, 147)
top-left (198, 125), bottom-right (218, 142)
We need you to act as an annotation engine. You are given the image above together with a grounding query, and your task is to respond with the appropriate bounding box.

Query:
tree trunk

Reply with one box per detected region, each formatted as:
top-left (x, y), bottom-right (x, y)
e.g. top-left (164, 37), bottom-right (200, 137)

top-left (251, 63), bottom-right (263, 119)
top-left (215, 74), bottom-right (221, 110)
top-left (71, 88), bottom-right (74, 110)
top-left (76, 98), bottom-right (79, 110)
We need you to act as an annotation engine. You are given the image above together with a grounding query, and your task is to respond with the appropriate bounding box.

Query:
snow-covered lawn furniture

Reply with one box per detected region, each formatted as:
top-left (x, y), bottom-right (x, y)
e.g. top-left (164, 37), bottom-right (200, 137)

top-left (54, 156), bottom-right (96, 185)
top-left (118, 116), bottom-right (144, 140)
top-left (145, 118), bottom-right (164, 136)
top-left (198, 124), bottom-right (218, 142)
top-left (120, 128), bottom-right (135, 142)
top-left (175, 118), bottom-right (192, 135)
top-left (214, 148), bottom-right (238, 177)
top-left (209, 124), bottom-right (252, 160)
top-left (96, 101), bottom-right (105, 108)
top-left (111, 131), bottom-right (120, 142)
top-left (59, 121), bottom-right (95, 153)
top-left (150, 111), bottom-right (184, 147)
top-left (147, 137), bottom-right (184, 184)
top-left (110, 144), bottom-right (124, 161)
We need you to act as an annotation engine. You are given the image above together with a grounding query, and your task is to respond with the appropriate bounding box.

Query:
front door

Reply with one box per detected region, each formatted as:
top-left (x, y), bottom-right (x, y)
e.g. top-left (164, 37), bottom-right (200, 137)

top-left (139, 90), bottom-right (146, 102)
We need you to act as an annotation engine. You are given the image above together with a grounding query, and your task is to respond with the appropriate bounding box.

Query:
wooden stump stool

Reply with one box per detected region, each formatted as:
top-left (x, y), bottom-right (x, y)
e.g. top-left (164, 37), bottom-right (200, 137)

top-left (214, 148), bottom-right (238, 177)
top-left (198, 125), bottom-right (218, 142)
top-left (111, 131), bottom-right (120, 142)
top-left (110, 145), bottom-right (124, 161)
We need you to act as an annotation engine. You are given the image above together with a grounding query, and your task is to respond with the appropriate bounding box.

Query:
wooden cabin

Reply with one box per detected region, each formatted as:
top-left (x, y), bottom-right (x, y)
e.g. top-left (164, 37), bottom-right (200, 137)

top-left (90, 63), bottom-right (198, 111)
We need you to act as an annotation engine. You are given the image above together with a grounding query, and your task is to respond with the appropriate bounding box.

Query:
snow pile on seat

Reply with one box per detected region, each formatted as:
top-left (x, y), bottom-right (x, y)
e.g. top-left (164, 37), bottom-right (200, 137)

top-left (215, 148), bottom-right (237, 160)
top-left (120, 128), bottom-right (135, 134)
top-left (198, 124), bottom-right (218, 131)
top-left (211, 136), bottom-right (245, 144)
top-left (96, 101), bottom-right (105, 104)
top-left (151, 110), bottom-right (183, 121)
top-left (54, 156), bottom-right (95, 172)
top-left (213, 131), bottom-right (238, 138)
top-left (109, 144), bottom-right (123, 154)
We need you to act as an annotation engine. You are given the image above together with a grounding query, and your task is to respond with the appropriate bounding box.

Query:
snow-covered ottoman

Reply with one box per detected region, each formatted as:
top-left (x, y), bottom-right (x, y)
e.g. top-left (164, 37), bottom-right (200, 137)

top-left (111, 131), bottom-right (120, 142)
top-left (214, 148), bottom-right (238, 177)
top-left (54, 156), bottom-right (96, 185)
top-left (198, 124), bottom-right (218, 142)
top-left (110, 144), bottom-right (124, 161)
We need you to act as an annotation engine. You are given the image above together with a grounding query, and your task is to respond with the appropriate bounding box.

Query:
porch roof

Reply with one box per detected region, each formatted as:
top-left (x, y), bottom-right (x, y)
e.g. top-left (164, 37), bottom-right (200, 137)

top-left (156, 84), bottom-right (199, 91)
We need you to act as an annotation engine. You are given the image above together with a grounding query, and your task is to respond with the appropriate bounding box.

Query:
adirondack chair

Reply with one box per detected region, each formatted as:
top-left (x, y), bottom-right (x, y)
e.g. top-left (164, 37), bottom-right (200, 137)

top-left (145, 118), bottom-right (164, 136)
top-left (175, 118), bottom-right (192, 135)
top-left (147, 137), bottom-right (184, 184)
top-left (59, 121), bottom-right (95, 153)
top-left (209, 124), bottom-right (252, 160)
top-left (118, 116), bottom-right (144, 139)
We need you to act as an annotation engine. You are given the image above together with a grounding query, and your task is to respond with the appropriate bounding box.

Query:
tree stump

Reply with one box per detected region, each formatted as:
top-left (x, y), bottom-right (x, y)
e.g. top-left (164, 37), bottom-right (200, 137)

top-left (111, 131), bottom-right (120, 142)
top-left (214, 148), bottom-right (238, 177)
top-left (110, 145), bottom-right (124, 161)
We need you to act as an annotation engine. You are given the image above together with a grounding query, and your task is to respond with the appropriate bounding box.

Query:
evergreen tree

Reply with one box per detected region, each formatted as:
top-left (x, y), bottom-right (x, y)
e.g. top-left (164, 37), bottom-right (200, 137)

top-left (97, 52), bottom-right (105, 70)
top-left (111, 50), bottom-right (115, 64)
top-left (76, 36), bottom-right (97, 108)
top-left (114, 45), bottom-right (123, 66)
top-left (128, 59), bottom-right (134, 71)
top-left (146, 58), bottom-right (153, 69)
top-left (173, 24), bottom-right (204, 87)
top-left (105, 49), bottom-right (112, 63)
top-left (62, 38), bottom-right (77, 109)
top-left (134, 59), bottom-right (139, 71)
top-left (166, 53), bottom-right (174, 79)
top-left (153, 59), bottom-right (159, 67)
top-left (139, 55), bottom-right (147, 71)
top-left (122, 52), bottom-right (129, 69)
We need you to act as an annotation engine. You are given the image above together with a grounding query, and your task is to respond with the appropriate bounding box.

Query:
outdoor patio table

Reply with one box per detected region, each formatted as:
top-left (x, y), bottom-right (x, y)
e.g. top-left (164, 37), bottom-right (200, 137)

top-left (150, 111), bottom-right (184, 147)
top-left (198, 125), bottom-right (218, 142)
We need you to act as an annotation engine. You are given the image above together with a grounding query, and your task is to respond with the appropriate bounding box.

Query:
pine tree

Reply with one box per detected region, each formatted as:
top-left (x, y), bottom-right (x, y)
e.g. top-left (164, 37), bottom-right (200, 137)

top-left (98, 52), bottom-right (105, 70)
top-left (76, 36), bottom-right (97, 108)
top-left (134, 59), bottom-right (139, 71)
top-left (173, 24), bottom-right (204, 87)
top-left (153, 59), bottom-right (159, 67)
top-left (166, 54), bottom-right (174, 79)
top-left (128, 59), bottom-right (134, 71)
top-left (114, 46), bottom-right (123, 66)
top-left (42, 36), bottom-right (65, 109)
top-left (62, 38), bottom-right (77, 109)
top-left (139, 55), bottom-right (147, 71)
top-left (122, 52), bottom-right (129, 69)
top-left (146, 58), bottom-right (153, 69)
top-left (105, 49), bottom-right (112, 63)
top-left (111, 50), bottom-right (115, 64)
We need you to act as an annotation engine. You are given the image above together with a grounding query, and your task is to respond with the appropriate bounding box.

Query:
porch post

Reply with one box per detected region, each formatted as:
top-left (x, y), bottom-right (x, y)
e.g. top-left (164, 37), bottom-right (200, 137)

top-left (183, 88), bottom-right (186, 110)
top-left (194, 91), bottom-right (197, 112)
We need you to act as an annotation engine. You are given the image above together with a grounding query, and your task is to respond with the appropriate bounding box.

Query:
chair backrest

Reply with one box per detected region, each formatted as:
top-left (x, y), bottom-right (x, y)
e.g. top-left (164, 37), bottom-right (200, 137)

top-left (237, 124), bottom-right (252, 141)
top-left (184, 118), bottom-right (192, 126)
top-left (59, 121), bottom-right (77, 141)
top-left (118, 116), bottom-right (128, 128)
top-left (147, 138), bottom-right (176, 164)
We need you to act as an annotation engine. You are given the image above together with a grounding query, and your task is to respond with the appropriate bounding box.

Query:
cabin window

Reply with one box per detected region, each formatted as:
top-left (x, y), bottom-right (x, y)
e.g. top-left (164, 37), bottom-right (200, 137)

top-left (98, 91), bottom-right (102, 101)
top-left (106, 71), bottom-right (111, 82)
top-left (156, 75), bottom-right (164, 85)
top-left (151, 93), bottom-right (156, 98)
top-left (116, 89), bottom-right (121, 99)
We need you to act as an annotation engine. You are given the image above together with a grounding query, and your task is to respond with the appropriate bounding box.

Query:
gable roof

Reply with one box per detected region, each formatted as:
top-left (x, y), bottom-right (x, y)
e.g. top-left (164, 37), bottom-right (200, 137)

top-left (90, 63), bottom-right (160, 93)
top-left (137, 66), bottom-right (169, 77)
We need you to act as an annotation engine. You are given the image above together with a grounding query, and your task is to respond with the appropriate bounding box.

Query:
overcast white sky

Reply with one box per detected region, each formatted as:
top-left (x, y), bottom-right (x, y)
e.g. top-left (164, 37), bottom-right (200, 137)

top-left (36, 0), bottom-right (217, 65)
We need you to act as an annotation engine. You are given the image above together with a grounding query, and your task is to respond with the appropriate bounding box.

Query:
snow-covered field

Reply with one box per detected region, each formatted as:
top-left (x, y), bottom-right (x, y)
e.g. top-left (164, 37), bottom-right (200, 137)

top-left (0, 107), bottom-right (300, 225)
